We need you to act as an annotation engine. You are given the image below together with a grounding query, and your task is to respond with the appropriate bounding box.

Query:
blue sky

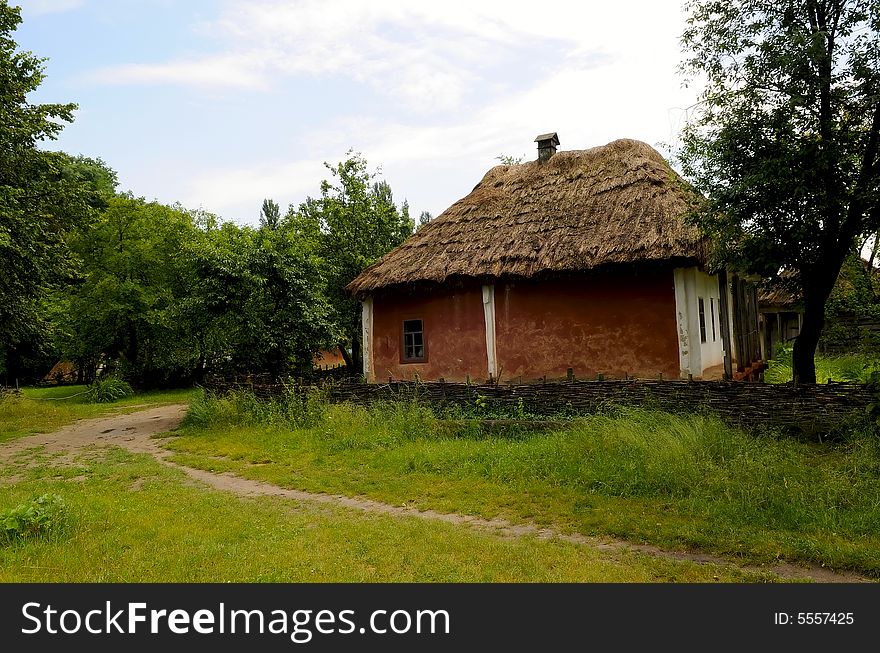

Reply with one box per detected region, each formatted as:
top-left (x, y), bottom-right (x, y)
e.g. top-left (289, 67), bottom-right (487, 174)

top-left (17, 0), bottom-right (699, 225)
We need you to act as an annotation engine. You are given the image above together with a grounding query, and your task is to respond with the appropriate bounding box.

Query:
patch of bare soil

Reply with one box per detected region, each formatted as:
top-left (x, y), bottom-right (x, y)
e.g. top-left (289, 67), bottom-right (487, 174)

top-left (0, 405), bottom-right (871, 583)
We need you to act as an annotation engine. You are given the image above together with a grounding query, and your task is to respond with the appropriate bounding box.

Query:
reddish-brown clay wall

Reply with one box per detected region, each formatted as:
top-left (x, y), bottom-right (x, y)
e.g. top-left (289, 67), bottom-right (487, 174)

top-left (372, 287), bottom-right (488, 382)
top-left (494, 272), bottom-right (680, 381)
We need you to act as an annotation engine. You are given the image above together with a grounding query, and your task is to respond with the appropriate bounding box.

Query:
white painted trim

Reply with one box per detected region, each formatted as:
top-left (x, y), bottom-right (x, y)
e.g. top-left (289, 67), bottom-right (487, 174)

top-left (361, 297), bottom-right (374, 382)
top-left (673, 268), bottom-right (691, 378)
top-left (482, 285), bottom-right (497, 379)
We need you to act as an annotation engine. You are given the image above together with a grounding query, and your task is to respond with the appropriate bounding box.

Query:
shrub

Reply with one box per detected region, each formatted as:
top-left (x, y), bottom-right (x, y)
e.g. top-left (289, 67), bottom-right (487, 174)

top-left (1, 494), bottom-right (67, 544)
top-left (86, 377), bottom-right (134, 403)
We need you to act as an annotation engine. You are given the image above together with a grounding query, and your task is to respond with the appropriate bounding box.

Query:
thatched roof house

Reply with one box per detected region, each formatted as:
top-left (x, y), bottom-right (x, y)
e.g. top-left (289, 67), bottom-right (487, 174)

top-left (349, 139), bottom-right (708, 298)
top-left (349, 136), bottom-right (761, 383)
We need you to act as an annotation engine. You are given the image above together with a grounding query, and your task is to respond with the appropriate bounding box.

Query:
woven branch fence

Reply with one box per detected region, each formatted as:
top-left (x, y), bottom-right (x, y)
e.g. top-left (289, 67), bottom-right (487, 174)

top-left (204, 375), bottom-right (875, 436)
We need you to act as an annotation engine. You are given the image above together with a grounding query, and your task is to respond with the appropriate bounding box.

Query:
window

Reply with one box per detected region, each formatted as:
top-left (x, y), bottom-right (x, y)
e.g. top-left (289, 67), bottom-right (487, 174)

top-left (710, 298), bottom-right (716, 342)
top-left (402, 319), bottom-right (426, 362)
top-left (698, 297), bottom-right (707, 344)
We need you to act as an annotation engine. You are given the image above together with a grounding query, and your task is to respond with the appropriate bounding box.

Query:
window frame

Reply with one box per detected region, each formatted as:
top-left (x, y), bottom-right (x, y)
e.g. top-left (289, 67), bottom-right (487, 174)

top-left (698, 297), bottom-right (707, 344)
top-left (710, 297), bottom-right (717, 342)
top-left (400, 318), bottom-right (427, 364)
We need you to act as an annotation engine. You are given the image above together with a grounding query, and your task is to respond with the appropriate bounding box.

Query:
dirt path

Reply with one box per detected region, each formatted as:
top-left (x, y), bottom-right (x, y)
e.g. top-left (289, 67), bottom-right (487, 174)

top-left (1, 405), bottom-right (871, 583)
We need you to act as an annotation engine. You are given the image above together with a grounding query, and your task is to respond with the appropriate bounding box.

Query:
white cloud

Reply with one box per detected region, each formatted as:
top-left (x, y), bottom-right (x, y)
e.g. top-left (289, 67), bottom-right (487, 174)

top-left (20, 0), bottom-right (84, 16)
top-left (87, 0), bottom-right (700, 222)
top-left (86, 0), bottom-right (597, 110)
top-left (87, 53), bottom-right (269, 89)
top-left (182, 159), bottom-right (330, 222)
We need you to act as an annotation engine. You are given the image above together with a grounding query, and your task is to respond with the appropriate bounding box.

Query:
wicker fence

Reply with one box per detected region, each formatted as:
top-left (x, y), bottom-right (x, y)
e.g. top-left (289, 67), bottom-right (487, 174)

top-left (204, 375), bottom-right (875, 436)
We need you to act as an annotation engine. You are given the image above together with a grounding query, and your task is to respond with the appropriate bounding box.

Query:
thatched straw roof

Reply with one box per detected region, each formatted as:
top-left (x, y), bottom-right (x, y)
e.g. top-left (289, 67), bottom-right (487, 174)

top-left (348, 138), bottom-right (708, 298)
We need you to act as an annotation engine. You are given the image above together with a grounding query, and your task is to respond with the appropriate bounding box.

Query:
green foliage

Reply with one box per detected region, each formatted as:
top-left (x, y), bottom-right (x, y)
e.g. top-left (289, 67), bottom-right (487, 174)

top-left (293, 152), bottom-right (413, 371)
top-left (765, 345), bottom-right (880, 384)
top-left (259, 198), bottom-right (280, 231)
top-left (85, 377), bottom-right (134, 404)
top-left (185, 218), bottom-right (334, 378)
top-left (185, 387), bottom-right (328, 430)
top-left (417, 210), bottom-right (433, 229)
top-left (866, 370), bottom-right (880, 429)
top-left (56, 195), bottom-right (198, 386)
top-left (1, 494), bottom-right (67, 544)
top-left (678, 0), bottom-right (880, 382)
top-left (51, 191), bottom-right (335, 385)
top-left (0, 3), bottom-right (108, 379)
top-left (820, 254), bottom-right (880, 352)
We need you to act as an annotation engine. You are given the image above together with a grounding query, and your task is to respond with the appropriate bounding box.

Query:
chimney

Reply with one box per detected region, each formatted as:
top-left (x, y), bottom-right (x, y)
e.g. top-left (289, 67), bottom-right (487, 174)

top-left (535, 132), bottom-right (560, 162)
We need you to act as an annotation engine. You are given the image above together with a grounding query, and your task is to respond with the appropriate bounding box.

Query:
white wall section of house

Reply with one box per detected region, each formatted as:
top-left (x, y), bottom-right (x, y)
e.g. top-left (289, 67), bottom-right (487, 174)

top-left (674, 267), bottom-right (727, 379)
top-left (694, 269), bottom-right (724, 377)
top-left (361, 297), bottom-right (374, 382)
top-left (482, 284), bottom-right (497, 378)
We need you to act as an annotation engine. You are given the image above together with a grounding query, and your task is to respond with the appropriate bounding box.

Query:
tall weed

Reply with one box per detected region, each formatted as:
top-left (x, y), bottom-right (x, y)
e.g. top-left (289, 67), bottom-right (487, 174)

top-left (184, 386), bottom-right (327, 430)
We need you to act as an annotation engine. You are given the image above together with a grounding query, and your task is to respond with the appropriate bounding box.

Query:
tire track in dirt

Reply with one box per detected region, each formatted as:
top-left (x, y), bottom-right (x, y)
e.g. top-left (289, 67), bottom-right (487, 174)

top-left (1, 404), bottom-right (871, 583)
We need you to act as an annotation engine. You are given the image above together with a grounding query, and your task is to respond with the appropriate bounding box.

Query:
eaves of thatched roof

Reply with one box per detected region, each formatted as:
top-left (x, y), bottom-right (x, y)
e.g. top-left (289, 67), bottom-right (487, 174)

top-left (347, 138), bottom-right (709, 298)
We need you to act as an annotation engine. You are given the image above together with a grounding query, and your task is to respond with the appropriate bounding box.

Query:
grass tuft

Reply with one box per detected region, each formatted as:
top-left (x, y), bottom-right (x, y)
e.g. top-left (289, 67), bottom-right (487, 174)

top-left (85, 377), bottom-right (134, 403)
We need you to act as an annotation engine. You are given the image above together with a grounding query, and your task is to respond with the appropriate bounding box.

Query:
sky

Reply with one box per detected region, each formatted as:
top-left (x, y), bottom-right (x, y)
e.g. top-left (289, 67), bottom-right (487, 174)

top-left (16, 0), bottom-right (701, 225)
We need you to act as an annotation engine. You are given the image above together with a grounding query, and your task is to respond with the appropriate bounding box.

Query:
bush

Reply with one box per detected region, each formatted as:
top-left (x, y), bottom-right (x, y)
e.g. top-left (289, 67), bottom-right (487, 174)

top-left (1, 494), bottom-right (67, 544)
top-left (85, 377), bottom-right (134, 403)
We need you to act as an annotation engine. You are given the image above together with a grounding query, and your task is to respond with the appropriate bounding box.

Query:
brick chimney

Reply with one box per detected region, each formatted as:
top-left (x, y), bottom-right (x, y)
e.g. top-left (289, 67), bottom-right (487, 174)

top-left (535, 132), bottom-right (559, 162)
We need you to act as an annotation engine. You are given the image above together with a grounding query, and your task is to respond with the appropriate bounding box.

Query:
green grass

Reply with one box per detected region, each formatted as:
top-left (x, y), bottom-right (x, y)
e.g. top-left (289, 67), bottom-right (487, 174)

top-left (0, 448), bottom-right (771, 582)
top-left (764, 347), bottom-right (880, 384)
top-left (167, 392), bottom-right (880, 576)
top-left (0, 385), bottom-right (198, 443)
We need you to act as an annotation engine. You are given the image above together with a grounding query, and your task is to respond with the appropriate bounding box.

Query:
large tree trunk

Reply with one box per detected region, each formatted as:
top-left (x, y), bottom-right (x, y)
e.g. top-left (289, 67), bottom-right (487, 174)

top-left (792, 299), bottom-right (823, 384)
top-left (792, 261), bottom-right (840, 384)
top-left (340, 335), bottom-right (362, 375)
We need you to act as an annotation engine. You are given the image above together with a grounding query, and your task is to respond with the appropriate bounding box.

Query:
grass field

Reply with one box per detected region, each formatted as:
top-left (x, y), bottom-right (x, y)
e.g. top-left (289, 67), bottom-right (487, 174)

top-left (0, 447), bottom-right (770, 582)
top-left (764, 348), bottom-right (880, 384)
top-left (165, 391), bottom-right (880, 576)
top-left (0, 385), bottom-right (197, 443)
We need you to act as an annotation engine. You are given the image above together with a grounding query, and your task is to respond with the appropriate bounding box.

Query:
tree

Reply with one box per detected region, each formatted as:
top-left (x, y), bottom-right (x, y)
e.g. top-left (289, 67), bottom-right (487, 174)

top-left (59, 195), bottom-right (200, 386)
top-left (417, 210), bottom-right (433, 229)
top-left (185, 219), bottom-right (333, 379)
top-left (260, 198), bottom-right (281, 230)
top-left (678, 0), bottom-right (880, 383)
top-left (295, 153), bottom-right (413, 372)
top-left (0, 1), bottom-right (90, 379)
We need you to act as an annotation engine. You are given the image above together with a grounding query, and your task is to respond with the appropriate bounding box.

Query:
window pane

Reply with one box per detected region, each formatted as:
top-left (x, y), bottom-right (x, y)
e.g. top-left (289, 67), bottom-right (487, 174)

top-left (710, 298), bottom-right (716, 341)
top-left (402, 319), bottom-right (425, 360)
top-left (698, 297), bottom-right (707, 344)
